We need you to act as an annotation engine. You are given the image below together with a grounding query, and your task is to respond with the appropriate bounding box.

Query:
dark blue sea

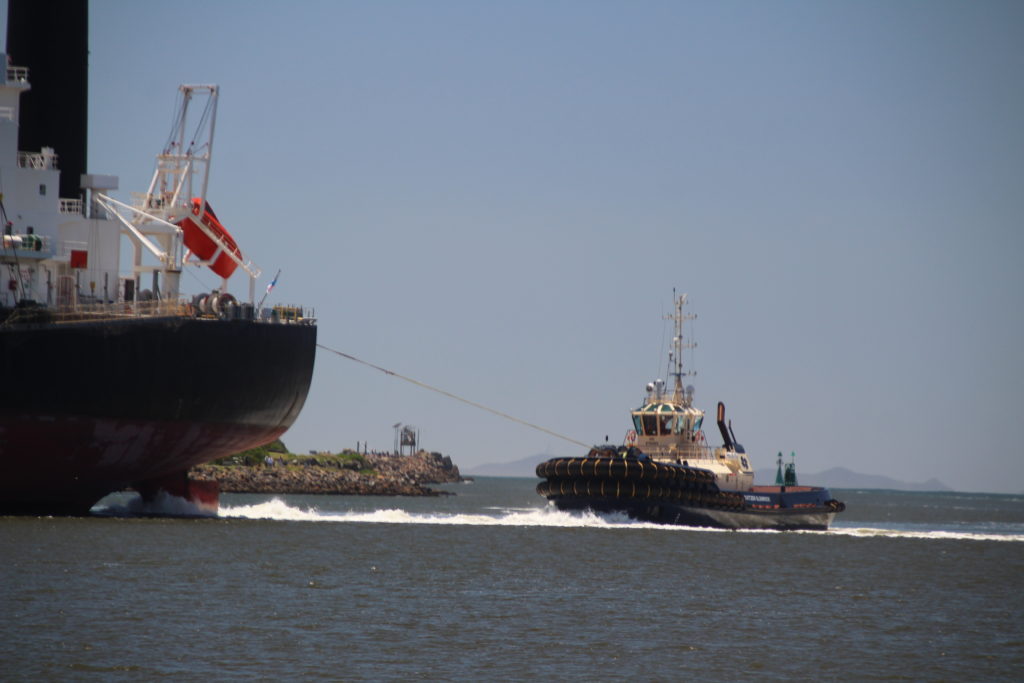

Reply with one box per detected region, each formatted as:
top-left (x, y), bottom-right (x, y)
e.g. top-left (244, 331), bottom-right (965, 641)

top-left (2, 478), bottom-right (1022, 681)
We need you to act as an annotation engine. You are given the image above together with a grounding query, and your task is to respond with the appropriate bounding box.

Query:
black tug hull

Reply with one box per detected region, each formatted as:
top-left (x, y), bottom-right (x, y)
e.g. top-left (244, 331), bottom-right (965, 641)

top-left (536, 456), bottom-right (843, 531)
top-left (0, 316), bottom-right (317, 514)
top-left (545, 495), bottom-right (837, 531)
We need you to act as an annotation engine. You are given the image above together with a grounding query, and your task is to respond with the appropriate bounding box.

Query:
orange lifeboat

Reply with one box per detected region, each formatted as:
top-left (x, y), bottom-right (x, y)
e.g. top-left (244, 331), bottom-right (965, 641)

top-left (177, 198), bottom-right (242, 279)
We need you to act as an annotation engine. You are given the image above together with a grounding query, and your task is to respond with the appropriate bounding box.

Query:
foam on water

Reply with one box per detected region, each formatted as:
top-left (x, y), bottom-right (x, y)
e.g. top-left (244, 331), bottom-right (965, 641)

top-left (93, 491), bottom-right (218, 518)
top-left (221, 499), bottom-right (659, 529)
top-left (219, 498), bottom-right (1024, 541)
top-left (822, 526), bottom-right (1024, 543)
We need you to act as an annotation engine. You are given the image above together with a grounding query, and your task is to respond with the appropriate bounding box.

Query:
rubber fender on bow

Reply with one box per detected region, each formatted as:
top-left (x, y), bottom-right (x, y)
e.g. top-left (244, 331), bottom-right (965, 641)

top-left (537, 457), bottom-right (666, 483)
top-left (537, 477), bottom-right (698, 504)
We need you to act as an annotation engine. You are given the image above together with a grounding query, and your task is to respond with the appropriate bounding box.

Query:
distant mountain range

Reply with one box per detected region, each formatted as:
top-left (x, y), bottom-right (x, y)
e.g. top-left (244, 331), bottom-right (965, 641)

top-left (467, 454), bottom-right (951, 492)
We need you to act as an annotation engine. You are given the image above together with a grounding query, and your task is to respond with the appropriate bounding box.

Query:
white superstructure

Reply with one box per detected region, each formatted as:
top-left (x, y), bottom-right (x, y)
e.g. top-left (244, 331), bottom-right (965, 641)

top-left (1, 59), bottom-right (259, 312)
top-left (627, 293), bottom-right (755, 491)
top-left (0, 57), bottom-right (120, 308)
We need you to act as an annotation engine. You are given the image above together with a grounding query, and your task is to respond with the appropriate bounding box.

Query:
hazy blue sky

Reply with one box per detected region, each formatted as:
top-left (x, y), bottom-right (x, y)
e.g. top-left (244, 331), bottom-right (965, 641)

top-left (8, 1), bottom-right (1023, 491)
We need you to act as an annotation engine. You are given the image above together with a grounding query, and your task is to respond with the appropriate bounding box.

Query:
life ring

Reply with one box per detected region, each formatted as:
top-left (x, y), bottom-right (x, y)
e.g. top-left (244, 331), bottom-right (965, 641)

top-left (625, 429), bottom-right (638, 446)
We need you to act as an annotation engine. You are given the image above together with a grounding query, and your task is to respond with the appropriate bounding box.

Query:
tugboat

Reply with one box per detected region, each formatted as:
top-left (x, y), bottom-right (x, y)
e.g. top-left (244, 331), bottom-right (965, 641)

top-left (0, 7), bottom-right (316, 515)
top-left (536, 293), bottom-right (844, 530)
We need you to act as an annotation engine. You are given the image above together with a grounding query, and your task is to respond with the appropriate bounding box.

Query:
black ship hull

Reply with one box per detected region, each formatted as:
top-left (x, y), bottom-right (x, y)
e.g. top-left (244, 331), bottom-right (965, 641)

top-left (0, 315), bottom-right (317, 513)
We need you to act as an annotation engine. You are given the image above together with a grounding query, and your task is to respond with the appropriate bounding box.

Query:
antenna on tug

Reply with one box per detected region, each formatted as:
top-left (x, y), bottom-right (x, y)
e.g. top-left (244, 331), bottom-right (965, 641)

top-left (666, 289), bottom-right (696, 405)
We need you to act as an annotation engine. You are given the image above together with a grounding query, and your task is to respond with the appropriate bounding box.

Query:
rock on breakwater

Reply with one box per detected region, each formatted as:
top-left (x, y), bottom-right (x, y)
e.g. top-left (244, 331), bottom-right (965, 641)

top-left (192, 450), bottom-right (463, 496)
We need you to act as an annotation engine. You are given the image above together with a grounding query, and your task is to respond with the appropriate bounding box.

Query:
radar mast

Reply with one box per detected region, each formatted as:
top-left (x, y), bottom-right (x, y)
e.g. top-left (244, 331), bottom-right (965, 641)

top-left (666, 290), bottom-right (697, 406)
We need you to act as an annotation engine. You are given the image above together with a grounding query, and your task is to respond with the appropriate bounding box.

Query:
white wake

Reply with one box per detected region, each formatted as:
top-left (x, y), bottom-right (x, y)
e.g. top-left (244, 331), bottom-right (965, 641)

top-left (219, 498), bottom-right (1024, 542)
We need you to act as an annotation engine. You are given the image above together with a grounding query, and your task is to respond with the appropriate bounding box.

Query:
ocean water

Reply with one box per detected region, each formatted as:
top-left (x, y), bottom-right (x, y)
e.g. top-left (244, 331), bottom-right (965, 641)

top-left (2, 479), bottom-right (1022, 681)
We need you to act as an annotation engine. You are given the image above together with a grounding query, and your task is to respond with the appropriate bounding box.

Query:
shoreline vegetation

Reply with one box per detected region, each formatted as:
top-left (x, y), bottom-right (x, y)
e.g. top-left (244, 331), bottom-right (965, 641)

top-left (191, 440), bottom-right (464, 496)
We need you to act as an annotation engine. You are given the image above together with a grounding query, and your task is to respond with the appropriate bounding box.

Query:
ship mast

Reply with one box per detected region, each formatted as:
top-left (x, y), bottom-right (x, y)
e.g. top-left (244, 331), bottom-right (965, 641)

top-left (666, 290), bottom-right (696, 406)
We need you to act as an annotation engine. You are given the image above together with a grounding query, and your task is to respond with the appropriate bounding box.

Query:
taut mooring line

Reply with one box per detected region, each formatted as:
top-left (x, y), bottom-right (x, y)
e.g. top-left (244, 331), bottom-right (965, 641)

top-left (316, 343), bottom-right (590, 449)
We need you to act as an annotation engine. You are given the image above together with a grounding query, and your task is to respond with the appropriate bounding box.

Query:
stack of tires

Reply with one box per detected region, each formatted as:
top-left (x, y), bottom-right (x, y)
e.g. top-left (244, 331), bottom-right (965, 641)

top-left (536, 454), bottom-right (746, 510)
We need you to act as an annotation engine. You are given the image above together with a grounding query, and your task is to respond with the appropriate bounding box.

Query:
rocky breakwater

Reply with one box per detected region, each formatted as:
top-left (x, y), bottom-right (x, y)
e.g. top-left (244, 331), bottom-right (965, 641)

top-left (192, 450), bottom-right (463, 496)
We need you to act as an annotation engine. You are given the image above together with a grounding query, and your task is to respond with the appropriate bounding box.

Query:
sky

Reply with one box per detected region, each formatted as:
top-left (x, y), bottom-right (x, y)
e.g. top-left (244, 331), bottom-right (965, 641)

top-left (7, 1), bottom-right (1023, 492)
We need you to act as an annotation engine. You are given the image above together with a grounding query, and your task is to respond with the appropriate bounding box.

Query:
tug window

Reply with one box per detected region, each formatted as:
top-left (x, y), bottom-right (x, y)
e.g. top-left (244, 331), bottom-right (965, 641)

top-left (660, 414), bottom-right (674, 435)
top-left (642, 413), bottom-right (657, 435)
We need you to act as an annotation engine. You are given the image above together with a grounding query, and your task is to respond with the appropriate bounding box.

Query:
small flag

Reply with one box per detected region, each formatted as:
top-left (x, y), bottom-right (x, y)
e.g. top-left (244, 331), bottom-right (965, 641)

top-left (257, 269), bottom-right (282, 312)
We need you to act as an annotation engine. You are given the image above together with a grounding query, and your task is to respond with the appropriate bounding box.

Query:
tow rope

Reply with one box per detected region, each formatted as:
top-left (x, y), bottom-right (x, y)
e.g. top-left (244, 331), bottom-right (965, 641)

top-left (316, 343), bottom-right (590, 448)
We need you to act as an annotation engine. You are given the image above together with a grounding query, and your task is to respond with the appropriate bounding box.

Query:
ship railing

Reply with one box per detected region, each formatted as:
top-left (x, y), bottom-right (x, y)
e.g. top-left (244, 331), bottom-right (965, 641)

top-left (18, 150), bottom-right (59, 170)
top-left (50, 299), bottom-right (193, 323)
top-left (259, 304), bottom-right (317, 325)
top-left (129, 192), bottom-right (169, 212)
top-left (2, 233), bottom-right (51, 254)
top-left (43, 299), bottom-right (316, 325)
top-left (59, 198), bottom-right (84, 216)
top-left (6, 65), bottom-right (28, 83)
top-left (642, 441), bottom-right (717, 460)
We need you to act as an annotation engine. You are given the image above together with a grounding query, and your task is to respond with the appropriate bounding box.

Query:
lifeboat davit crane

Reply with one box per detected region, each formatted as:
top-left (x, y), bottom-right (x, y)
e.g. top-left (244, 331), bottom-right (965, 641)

top-left (93, 84), bottom-right (261, 301)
